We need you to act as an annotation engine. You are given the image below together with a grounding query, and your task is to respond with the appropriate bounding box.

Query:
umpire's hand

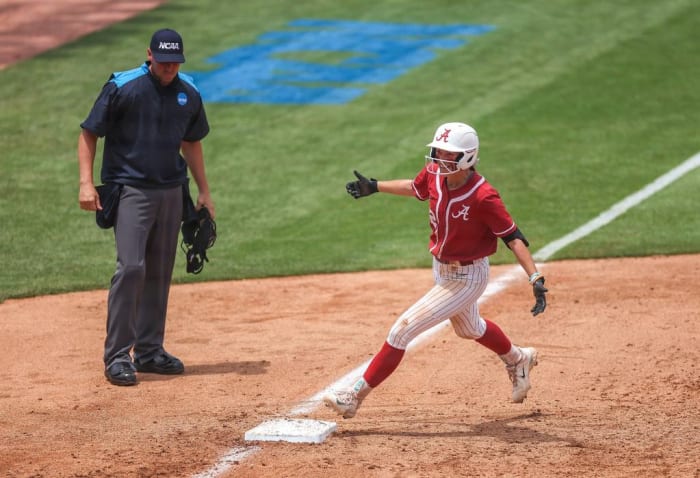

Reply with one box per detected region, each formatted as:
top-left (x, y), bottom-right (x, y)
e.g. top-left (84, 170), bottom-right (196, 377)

top-left (346, 170), bottom-right (378, 199)
top-left (531, 277), bottom-right (548, 316)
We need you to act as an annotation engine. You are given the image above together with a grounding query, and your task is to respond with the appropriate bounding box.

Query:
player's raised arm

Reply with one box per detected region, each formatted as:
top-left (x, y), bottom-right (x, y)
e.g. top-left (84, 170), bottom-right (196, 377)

top-left (377, 179), bottom-right (414, 196)
top-left (345, 170), bottom-right (413, 198)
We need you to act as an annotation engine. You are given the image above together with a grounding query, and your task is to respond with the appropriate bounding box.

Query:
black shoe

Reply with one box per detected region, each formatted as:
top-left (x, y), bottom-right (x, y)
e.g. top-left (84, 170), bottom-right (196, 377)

top-left (104, 362), bottom-right (138, 386)
top-left (134, 351), bottom-right (184, 375)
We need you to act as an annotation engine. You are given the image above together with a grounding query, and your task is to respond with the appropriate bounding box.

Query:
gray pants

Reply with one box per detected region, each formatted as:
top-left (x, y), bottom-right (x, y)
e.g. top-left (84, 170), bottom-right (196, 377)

top-left (104, 184), bottom-right (182, 367)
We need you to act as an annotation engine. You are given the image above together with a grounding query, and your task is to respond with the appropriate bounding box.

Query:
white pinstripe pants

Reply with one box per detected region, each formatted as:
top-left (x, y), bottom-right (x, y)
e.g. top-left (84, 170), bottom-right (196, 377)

top-left (387, 257), bottom-right (489, 349)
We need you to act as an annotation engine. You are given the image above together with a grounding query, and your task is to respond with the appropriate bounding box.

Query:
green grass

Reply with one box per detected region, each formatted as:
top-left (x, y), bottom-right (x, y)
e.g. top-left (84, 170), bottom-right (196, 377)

top-left (1, 0), bottom-right (699, 301)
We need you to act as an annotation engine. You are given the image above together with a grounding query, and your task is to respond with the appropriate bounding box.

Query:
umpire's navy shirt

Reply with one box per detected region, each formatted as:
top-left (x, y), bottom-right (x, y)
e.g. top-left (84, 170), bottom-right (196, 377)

top-left (81, 62), bottom-right (209, 188)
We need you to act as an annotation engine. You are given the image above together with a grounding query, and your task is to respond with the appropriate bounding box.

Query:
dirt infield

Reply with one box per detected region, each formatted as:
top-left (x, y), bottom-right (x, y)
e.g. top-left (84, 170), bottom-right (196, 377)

top-left (0, 0), bottom-right (164, 70)
top-left (2, 3), bottom-right (699, 477)
top-left (1, 255), bottom-right (699, 477)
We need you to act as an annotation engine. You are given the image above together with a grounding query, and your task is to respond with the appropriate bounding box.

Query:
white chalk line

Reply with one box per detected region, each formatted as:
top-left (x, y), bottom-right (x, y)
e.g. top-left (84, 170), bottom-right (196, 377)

top-left (534, 152), bottom-right (700, 261)
top-left (190, 446), bottom-right (261, 478)
top-left (192, 152), bottom-right (700, 477)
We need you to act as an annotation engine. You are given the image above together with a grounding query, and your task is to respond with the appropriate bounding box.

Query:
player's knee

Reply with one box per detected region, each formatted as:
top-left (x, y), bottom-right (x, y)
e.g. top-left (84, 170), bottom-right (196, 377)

top-left (387, 324), bottom-right (414, 349)
top-left (386, 335), bottom-right (410, 350)
top-left (454, 328), bottom-right (480, 340)
top-left (452, 316), bottom-right (486, 340)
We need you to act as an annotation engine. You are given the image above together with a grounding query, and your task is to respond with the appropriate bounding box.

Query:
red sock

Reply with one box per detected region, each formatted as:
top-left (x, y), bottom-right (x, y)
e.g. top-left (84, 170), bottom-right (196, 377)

top-left (475, 319), bottom-right (512, 355)
top-left (363, 341), bottom-right (405, 388)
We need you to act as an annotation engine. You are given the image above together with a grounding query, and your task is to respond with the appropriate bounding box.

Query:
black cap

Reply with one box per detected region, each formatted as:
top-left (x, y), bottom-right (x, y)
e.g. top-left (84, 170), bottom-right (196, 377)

top-left (150, 29), bottom-right (185, 63)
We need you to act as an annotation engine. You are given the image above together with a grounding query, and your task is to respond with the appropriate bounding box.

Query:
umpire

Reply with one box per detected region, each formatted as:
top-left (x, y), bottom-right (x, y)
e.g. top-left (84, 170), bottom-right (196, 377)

top-left (77, 28), bottom-right (215, 386)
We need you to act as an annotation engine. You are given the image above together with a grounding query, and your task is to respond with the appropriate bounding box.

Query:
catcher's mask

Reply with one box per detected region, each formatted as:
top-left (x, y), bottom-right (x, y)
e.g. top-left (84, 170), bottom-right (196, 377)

top-left (181, 206), bottom-right (217, 274)
top-left (425, 122), bottom-right (479, 175)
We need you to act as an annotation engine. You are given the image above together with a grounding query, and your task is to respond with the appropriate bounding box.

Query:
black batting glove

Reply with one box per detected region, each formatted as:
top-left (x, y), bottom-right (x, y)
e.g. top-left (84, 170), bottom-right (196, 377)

top-left (531, 277), bottom-right (548, 316)
top-left (346, 170), bottom-right (378, 199)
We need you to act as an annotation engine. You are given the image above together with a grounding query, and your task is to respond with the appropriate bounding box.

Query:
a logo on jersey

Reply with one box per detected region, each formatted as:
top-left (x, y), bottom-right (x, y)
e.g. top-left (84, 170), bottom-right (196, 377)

top-left (435, 128), bottom-right (451, 142)
top-left (177, 92), bottom-right (188, 106)
top-left (451, 205), bottom-right (470, 221)
top-left (159, 42), bottom-right (181, 51)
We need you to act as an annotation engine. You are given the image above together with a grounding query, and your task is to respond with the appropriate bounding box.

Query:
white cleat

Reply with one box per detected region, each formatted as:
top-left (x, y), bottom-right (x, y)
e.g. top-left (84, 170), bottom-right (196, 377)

top-left (506, 347), bottom-right (538, 403)
top-left (323, 389), bottom-right (361, 419)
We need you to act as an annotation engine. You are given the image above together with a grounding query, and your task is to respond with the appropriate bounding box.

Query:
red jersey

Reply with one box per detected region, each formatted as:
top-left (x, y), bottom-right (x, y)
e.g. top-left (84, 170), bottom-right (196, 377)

top-left (411, 167), bottom-right (516, 262)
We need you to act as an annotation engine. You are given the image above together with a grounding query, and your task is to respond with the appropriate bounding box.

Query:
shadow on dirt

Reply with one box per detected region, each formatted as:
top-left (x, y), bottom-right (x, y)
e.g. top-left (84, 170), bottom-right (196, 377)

top-left (340, 412), bottom-right (584, 447)
top-left (136, 360), bottom-right (271, 381)
top-left (185, 360), bottom-right (271, 376)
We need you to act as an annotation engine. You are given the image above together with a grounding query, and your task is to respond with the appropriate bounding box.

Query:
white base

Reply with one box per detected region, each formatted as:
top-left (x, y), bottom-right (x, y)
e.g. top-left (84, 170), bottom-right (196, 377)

top-left (244, 418), bottom-right (337, 444)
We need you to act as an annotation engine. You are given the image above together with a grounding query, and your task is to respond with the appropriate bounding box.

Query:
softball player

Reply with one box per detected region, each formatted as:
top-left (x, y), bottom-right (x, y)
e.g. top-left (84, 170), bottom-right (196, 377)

top-left (324, 122), bottom-right (548, 418)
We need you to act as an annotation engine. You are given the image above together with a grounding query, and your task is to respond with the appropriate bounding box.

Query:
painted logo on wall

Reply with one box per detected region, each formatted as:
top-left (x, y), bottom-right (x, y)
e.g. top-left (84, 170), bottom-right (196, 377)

top-left (189, 19), bottom-right (494, 105)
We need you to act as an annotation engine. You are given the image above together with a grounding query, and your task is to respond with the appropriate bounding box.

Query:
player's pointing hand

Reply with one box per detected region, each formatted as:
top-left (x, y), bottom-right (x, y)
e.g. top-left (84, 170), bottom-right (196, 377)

top-left (346, 170), bottom-right (378, 199)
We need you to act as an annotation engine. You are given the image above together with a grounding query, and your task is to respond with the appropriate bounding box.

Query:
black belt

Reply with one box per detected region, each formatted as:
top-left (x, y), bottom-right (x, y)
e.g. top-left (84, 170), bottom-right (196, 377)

top-left (436, 258), bottom-right (475, 266)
